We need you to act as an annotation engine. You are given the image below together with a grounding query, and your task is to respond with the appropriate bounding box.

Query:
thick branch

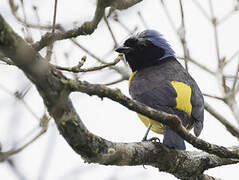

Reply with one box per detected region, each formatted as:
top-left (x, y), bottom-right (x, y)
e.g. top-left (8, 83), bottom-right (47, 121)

top-left (62, 79), bottom-right (239, 159)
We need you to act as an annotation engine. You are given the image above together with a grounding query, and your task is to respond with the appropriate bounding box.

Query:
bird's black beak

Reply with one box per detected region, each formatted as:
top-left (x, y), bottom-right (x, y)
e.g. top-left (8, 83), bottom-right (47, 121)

top-left (115, 46), bottom-right (133, 53)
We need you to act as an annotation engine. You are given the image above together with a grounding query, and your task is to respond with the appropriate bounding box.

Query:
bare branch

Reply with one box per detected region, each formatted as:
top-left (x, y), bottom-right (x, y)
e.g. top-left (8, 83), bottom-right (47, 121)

top-left (192, 0), bottom-right (211, 21)
top-left (104, 77), bottom-right (125, 86)
top-left (226, 49), bottom-right (239, 65)
top-left (54, 54), bottom-right (122, 73)
top-left (0, 130), bottom-right (46, 161)
top-left (217, 6), bottom-right (239, 24)
top-left (159, 0), bottom-right (178, 33)
top-left (0, 83), bottom-right (40, 121)
top-left (33, 0), bottom-right (143, 51)
top-left (52, 0), bottom-right (58, 34)
top-left (178, 0), bottom-right (189, 71)
top-left (0, 114), bottom-right (49, 162)
top-left (104, 14), bottom-right (118, 48)
top-left (64, 78), bottom-right (239, 159)
top-left (223, 96), bottom-right (239, 125)
top-left (232, 60), bottom-right (239, 91)
top-left (7, 159), bottom-right (26, 180)
top-left (160, 1), bottom-right (191, 72)
top-left (9, 0), bottom-right (60, 31)
top-left (112, 12), bottom-right (136, 34)
top-left (209, 0), bottom-right (221, 67)
top-left (58, 27), bottom-right (129, 78)
top-left (203, 93), bottom-right (224, 101)
top-left (69, 37), bottom-right (105, 63)
top-left (45, 0), bottom-right (58, 62)
top-left (137, 11), bottom-right (149, 29)
top-left (177, 56), bottom-right (215, 75)
top-left (204, 102), bottom-right (239, 140)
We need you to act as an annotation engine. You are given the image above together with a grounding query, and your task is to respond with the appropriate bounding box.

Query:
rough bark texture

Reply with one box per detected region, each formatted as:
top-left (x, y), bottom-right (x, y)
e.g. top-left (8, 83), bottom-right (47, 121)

top-left (0, 1), bottom-right (238, 179)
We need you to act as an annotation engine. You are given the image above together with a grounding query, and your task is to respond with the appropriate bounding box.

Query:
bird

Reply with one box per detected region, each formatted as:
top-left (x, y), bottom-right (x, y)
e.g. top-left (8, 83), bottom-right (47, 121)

top-left (115, 29), bottom-right (204, 150)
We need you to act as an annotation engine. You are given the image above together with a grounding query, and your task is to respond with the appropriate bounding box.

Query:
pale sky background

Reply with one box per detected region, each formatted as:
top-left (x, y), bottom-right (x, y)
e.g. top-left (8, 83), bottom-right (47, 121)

top-left (0, 0), bottom-right (239, 180)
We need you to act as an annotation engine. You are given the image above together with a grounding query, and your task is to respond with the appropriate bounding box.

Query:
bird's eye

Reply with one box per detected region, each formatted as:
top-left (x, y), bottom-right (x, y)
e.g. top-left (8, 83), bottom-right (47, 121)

top-left (124, 38), bottom-right (137, 47)
top-left (137, 39), bottom-right (151, 48)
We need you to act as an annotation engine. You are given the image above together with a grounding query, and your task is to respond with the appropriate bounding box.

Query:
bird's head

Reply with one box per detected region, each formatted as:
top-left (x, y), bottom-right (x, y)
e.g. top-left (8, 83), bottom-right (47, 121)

top-left (115, 30), bottom-right (175, 71)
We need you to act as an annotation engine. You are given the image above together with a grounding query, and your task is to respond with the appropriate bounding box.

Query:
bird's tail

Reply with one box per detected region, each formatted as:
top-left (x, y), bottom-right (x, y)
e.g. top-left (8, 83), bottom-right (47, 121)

top-left (163, 126), bottom-right (186, 150)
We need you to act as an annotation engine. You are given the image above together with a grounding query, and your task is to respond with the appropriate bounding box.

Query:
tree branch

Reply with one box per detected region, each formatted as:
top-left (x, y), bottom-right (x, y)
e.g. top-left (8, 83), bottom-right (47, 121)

top-left (33, 0), bottom-right (143, 51)
top-left (0, 9), bottom-right (238, 179)
top-left (54, 54), bottom-right (122, 73)
top-left (204, 102), bottom-right (239, 140)
top-left (62, 78), bottom-right (239, 159)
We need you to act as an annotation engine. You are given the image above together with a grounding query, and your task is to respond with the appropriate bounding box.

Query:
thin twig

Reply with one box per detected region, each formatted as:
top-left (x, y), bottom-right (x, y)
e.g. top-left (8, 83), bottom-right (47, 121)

top-left (103, 13), bottom-right (118, 48)
top-left (177, 56), bottom-right (215, 75)
top-left (209, 0), bottom-right (220, 66)
top-left (11, 0), bottom-right (60, 31)
top-left (104, 77), bottom-right (125, 86)
top-left (137, 11), bottom-right (148, 29)
top-left (204, 102), bottom-right (239, 140)
top-left (70, 38), bottom-right (106, 64)
top-left (0, 129), bottom-right (46, 162)
top-left (192, 0), bottom-right (211, 21)
top-left (53, 56), bottom-right (86, 72)
top-left (160, 0), bottom-right (191, 72)
top-left (232, 59), bottom-right (239, 91)
top-left (19, 0), bottom-right (32, 40)
top-left (54, 55), bottom-right (122, 73)
top-left (9, 130), bottom-right (45, 155)
top-left (203, 93), bottom-right (224, 101)
top-left (7, 159), bottom-right (26, 180)
top-left (0, 84), bottom-right (39, 121)
top-left (225, 75), bottom-right (239, 80)
top-left (217, 7), bottom-right (239, 24)
top-left (52, 0), bottom-right (58, 34)
top-left (159, 0), bottom-right (178, 33)
top-left (0, 114), bottom-right (50, 162)
top-left (226, 49), bottom-right (239, 66)
top-left (33, 0), bottom-right (142, 51)
top-left (208, 0), bottom-right (228, 95)
top-left (45, 0), bottom-right (58, 62)
top-left (58, 27), bottom-right (128, 78)
top-left (112, 12), bottom-right (136, 34)
top-left (179, 0), bottom-right (189, 71)
top-left (20, 0), bottom-right (27, 26)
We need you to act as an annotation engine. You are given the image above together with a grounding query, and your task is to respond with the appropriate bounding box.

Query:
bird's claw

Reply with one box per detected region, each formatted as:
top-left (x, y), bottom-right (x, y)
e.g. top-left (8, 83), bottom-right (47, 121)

top-left (148, 137), bottom-right (160, 143)
top-left (142, 137), bottom-right (160, 143)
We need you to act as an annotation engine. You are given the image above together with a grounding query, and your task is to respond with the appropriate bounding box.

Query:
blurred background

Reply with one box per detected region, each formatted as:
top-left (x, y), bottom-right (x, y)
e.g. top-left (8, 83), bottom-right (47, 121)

top-left (0, 0), bottom-right (239, 179)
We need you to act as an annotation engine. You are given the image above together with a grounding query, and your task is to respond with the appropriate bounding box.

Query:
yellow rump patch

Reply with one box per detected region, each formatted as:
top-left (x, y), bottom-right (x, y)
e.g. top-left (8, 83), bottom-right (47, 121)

top-left (171, 81), bottom-right (192, 116)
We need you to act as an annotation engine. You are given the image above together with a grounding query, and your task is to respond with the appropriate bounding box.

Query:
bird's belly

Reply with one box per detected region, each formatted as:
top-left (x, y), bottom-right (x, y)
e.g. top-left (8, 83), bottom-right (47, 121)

top-left (138, 113), bottom-right (193, 134)
top-left (137, 113), bottom-right (164, 134)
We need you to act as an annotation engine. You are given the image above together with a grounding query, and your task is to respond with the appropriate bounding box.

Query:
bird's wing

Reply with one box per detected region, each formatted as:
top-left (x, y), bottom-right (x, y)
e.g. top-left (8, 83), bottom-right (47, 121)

top-left (190, 86), bottom-right (204, 136)
top-left (130, 81), bottom-right (177, 112)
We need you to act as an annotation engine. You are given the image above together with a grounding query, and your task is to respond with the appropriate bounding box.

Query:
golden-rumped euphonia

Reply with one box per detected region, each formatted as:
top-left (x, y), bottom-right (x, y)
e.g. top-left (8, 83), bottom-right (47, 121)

top-left (116, 30), bottom-right (204, 150)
